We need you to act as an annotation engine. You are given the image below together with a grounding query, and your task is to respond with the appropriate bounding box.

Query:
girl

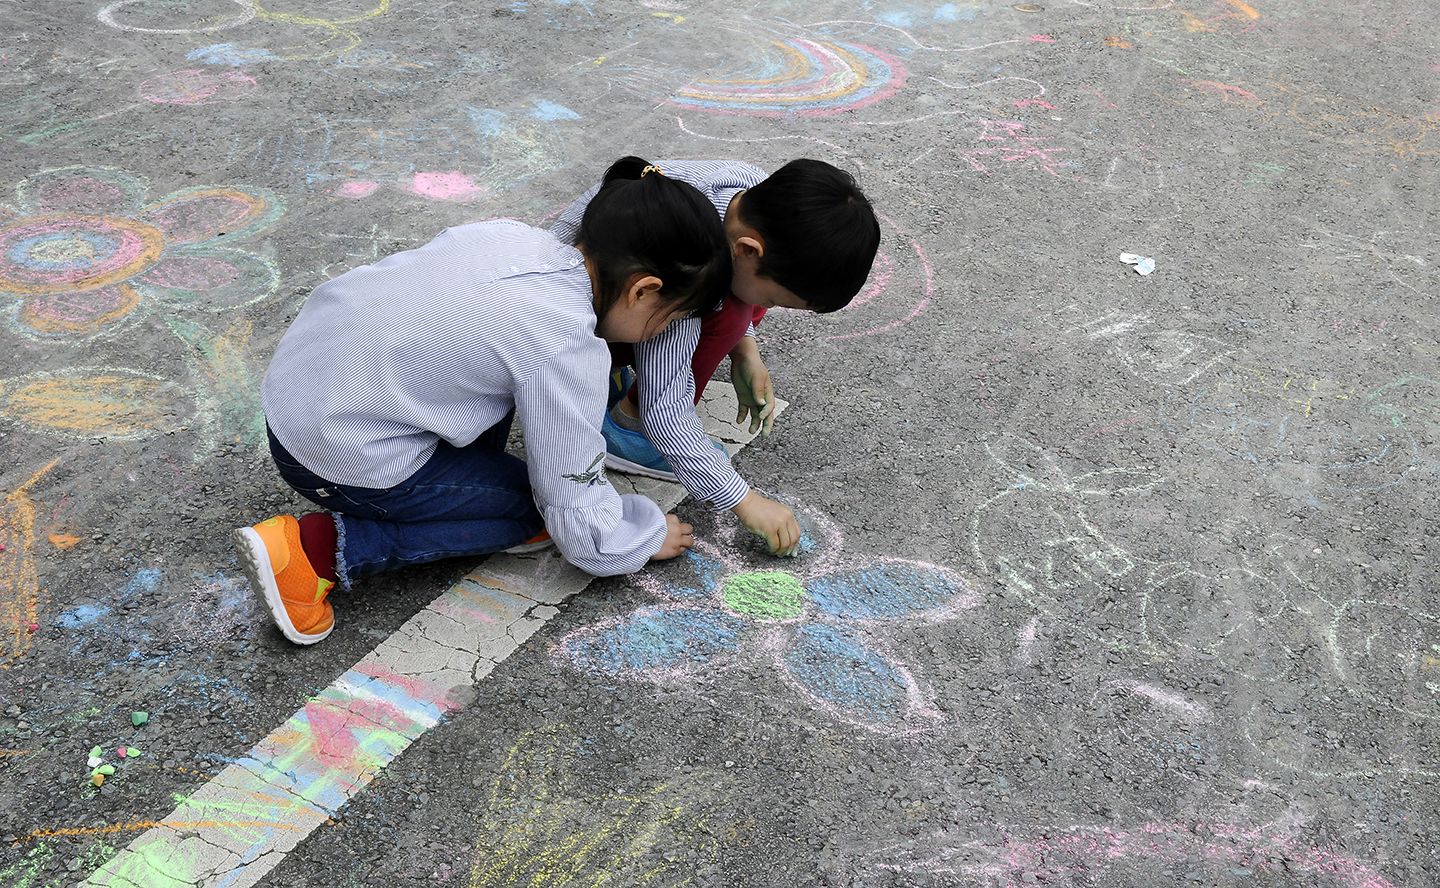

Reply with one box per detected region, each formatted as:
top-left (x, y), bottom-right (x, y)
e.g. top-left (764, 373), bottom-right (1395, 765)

top-left (233, 157), bottom-right (732, 645)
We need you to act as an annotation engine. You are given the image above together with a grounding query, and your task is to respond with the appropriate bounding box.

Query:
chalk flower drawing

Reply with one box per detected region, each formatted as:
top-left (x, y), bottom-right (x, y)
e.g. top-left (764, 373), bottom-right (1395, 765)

top-left (668, 38), bottom-right (906, 117)
top-left (0, 166), bottom-right (281, 340)
top-left (555, 508), bottom-right (981, 732)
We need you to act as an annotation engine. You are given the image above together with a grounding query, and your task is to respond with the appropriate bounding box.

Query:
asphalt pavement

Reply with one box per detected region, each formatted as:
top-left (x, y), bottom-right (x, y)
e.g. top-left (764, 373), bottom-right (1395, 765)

top-left (2, 1), bottom-right (1439, 886)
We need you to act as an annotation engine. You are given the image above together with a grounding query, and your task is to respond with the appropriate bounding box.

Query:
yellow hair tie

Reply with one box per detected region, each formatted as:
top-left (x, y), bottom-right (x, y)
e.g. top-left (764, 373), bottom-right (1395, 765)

top-left (641, 164), bottom-right (664, 178)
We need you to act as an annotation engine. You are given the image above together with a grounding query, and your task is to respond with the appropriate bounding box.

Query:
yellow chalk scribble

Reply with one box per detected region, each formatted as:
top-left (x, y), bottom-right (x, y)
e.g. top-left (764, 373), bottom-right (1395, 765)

top-left (1, 458), bottom-right (60, 664)
top-left (254, 0), bottom-right (392, 61)
top-left (1, 369), bottom-right (192, 439)
top-left (471, 725), bottom-right (722, 887)
top-left (1218, 365), bottom-right (1352, 417)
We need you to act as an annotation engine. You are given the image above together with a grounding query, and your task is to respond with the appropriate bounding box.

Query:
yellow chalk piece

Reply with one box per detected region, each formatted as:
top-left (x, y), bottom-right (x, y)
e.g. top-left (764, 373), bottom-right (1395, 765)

top-left (48, 532), bottom-right (82, 550)
top-left (652, 12), bottom-right (684, 22)
top-left (2, 371), bottom-right (192, 439)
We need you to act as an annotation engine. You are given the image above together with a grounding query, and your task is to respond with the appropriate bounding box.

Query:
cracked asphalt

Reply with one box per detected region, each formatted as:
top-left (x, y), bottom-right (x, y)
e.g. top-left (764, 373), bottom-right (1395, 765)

top-left (2, 0), bottom-right (1440, 886)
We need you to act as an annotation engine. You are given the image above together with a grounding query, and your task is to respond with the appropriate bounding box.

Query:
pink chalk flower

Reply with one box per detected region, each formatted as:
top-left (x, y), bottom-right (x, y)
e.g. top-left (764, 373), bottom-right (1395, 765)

top-left (554, 507), bottom-right (983, 732)
top-left (0, 167), bottom-right (282, 340)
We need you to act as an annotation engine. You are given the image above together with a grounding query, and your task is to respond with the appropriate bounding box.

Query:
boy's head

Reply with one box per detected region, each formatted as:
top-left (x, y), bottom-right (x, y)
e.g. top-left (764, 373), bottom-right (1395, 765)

top-left (728, 159), bottom-right (880, 313)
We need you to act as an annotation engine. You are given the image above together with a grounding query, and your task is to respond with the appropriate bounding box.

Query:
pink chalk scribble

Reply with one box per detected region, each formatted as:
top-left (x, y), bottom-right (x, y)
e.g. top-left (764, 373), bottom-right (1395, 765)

top-left (862, 820), bottom-right (1398, 888)
top-left (404, 172), bottom-right (487, 202)
top-left (1187, 78), bottom-right (1262, 104)
top-left (139, 70), bottom-right (258, 105)
top-left (961, 119), bottom-right (1073, 178)
top-left (762, 212), bottom-right (932, 343)
top-left (1012, 98), bottom-right (1057, 109)
top-left (336, 180), bottom-right (380, 199)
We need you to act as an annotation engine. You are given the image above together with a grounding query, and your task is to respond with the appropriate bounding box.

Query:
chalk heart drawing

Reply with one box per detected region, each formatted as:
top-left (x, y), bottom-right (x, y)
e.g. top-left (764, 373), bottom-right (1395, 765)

top-left (848, 820), bottom-right (1398, 888)
top-left (758, 212), bottom-right (933, 343)
top-left (1158, 363), bottom-right (1420, 494)
top-left (0, 167), bottom-right (282, 339)
top-left (668, 38), bottom-right (906, 117)
top-left (555, 507), bottom-right (982, 733)
top-left (471, 725), bottom-right (723, 887)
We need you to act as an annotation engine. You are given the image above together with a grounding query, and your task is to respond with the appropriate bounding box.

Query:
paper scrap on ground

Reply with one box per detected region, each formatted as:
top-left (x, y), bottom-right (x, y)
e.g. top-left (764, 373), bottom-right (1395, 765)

top-left (1119, 252), bottom-right (1156, 275)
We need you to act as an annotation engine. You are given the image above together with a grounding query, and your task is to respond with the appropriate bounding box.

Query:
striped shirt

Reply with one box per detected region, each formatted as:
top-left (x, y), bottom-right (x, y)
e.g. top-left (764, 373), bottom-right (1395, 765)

top-left (551, 160), bottom-right (768, 511)
top-left (261, 220), bottom-right (667, 576)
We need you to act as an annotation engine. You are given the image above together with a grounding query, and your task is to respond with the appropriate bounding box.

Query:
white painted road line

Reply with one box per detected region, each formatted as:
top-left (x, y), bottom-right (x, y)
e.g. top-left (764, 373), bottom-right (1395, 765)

top-left (85, 388), bottom-right (784, 888)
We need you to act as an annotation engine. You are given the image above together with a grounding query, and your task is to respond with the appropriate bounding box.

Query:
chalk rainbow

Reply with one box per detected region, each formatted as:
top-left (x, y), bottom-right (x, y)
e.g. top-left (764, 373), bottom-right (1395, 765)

top-left (669, 39), bottom-right (905, 117)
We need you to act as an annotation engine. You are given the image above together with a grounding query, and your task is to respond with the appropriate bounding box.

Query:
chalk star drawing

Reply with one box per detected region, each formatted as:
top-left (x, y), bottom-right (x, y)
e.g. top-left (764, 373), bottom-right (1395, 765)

top-left (555, 506), bottom-right (982, 733)
top-left (667, 35), bottom-right (906, 117)
top-left (0, 166), bottom-right (282, 340)
top-left (470, 725), bottom-right (722, 887)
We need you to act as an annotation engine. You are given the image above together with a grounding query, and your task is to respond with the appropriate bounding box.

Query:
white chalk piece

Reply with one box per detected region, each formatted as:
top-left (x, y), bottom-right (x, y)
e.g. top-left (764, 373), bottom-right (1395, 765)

top-left (1118, 253), bottom-right (1156, 275)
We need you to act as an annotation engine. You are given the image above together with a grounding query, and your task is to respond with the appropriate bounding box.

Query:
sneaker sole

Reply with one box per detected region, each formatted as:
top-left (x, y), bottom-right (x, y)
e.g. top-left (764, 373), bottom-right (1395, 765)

top-left (502, 539), bottom-right (557, 554)
top-left (603, 452), bottom-right (678, 482)
top-left (232, 526), bottom-right (333, 646)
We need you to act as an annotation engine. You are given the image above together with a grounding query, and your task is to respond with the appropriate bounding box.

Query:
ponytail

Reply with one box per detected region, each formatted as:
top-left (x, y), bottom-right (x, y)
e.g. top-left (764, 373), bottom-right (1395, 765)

top-left (578, 156), bottom-right (732, 322)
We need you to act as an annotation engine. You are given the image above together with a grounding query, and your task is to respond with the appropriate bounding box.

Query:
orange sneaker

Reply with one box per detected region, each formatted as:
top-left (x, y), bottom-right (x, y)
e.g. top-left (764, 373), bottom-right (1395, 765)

top-left (503, 528), bottom-right (555, 554)
top-left (233, 515), bottom-right (335, 645)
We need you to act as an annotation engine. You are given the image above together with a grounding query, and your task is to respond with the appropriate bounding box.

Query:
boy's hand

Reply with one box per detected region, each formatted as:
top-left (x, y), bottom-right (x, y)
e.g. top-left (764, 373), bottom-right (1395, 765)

top-left (651, 513), bottom-right (695, 561)
top-left (731, 491), bottom-right (800, 557)
top-left (730, 338), bottom-right (776, 436)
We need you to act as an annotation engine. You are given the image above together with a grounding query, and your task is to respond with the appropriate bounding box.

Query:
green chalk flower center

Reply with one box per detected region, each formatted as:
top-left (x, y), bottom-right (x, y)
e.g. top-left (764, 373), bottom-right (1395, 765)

top-left (721, 571), bottom-right (805, 620)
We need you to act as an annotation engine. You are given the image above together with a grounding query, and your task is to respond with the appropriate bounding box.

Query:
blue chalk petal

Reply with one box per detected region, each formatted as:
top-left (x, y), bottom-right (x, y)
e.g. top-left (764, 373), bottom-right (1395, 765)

top-left (780, 624), bottom-right (910, 727)
top-left (561, 608), bottom-right (745, 675)
top-left (805, 562), bottom-right (967, 621)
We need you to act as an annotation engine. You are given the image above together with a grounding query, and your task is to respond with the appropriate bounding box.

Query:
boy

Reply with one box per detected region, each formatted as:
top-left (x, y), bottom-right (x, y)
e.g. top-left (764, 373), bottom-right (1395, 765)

top-left (550, 159), bottom-right (880, 557)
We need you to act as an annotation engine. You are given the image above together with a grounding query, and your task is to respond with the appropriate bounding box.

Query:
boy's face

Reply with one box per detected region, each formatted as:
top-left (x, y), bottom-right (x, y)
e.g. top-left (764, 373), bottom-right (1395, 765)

top-left (724, 190), bottom-right (813, 312)
top-left (730, 260), bottom-right (811, 310)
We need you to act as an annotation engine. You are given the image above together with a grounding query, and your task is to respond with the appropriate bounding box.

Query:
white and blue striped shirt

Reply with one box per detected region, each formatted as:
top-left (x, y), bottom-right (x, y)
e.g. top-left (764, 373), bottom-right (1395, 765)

top-left (552, 160), bottom-right (768, 511)
top-left (261, 220), bottom-right (668, 576)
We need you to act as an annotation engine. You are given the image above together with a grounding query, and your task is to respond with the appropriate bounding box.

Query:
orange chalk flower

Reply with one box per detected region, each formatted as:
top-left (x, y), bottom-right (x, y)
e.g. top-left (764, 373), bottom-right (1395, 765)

top-left (0, 167), bottom-right (282, 339)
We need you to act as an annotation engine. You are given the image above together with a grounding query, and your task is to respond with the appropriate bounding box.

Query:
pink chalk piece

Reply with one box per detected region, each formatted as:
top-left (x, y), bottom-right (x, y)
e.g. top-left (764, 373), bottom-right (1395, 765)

top-left (336, 180), bottom-right (380, 199)
top-left (1027, 34), bottom-right (1057, 42)
top-left (26, 622), bottom-right (38, 632)
top-left (116, 746), bottom-right (127, 758)
top-left (407, 172), bottom-right (485, 202)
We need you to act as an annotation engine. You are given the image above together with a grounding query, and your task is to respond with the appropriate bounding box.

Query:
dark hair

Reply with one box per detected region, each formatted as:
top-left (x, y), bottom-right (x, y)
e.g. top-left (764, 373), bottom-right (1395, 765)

top-left (577, 156), bottom-right (732, 323)
top-left (737, 159), bottom-right (880, 313)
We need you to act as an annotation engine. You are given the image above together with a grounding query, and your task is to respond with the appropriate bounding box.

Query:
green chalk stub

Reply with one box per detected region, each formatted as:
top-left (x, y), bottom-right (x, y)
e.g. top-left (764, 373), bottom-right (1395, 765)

top-left (126, 746), bottom-right (141, 757)
top-left (90, 746), bottom-right (103, 758)
top-left (95, 764), bottom-right (116, 776)
top-left (131, 711), bottom-right (149, 726)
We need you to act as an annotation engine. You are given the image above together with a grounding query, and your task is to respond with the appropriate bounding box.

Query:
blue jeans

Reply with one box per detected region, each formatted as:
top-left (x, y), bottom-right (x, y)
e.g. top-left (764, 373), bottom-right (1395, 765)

top-left (266, 415), bottom-right (543, 584)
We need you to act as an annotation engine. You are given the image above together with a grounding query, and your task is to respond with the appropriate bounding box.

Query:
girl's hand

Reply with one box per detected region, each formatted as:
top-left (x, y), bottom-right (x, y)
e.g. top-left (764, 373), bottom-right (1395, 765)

top-left (651, 513), bottom-right (695, 560)
top-left (730, 338), bottom-right (776, 436)
top-left (731, 491), bottom-right (800, 557)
